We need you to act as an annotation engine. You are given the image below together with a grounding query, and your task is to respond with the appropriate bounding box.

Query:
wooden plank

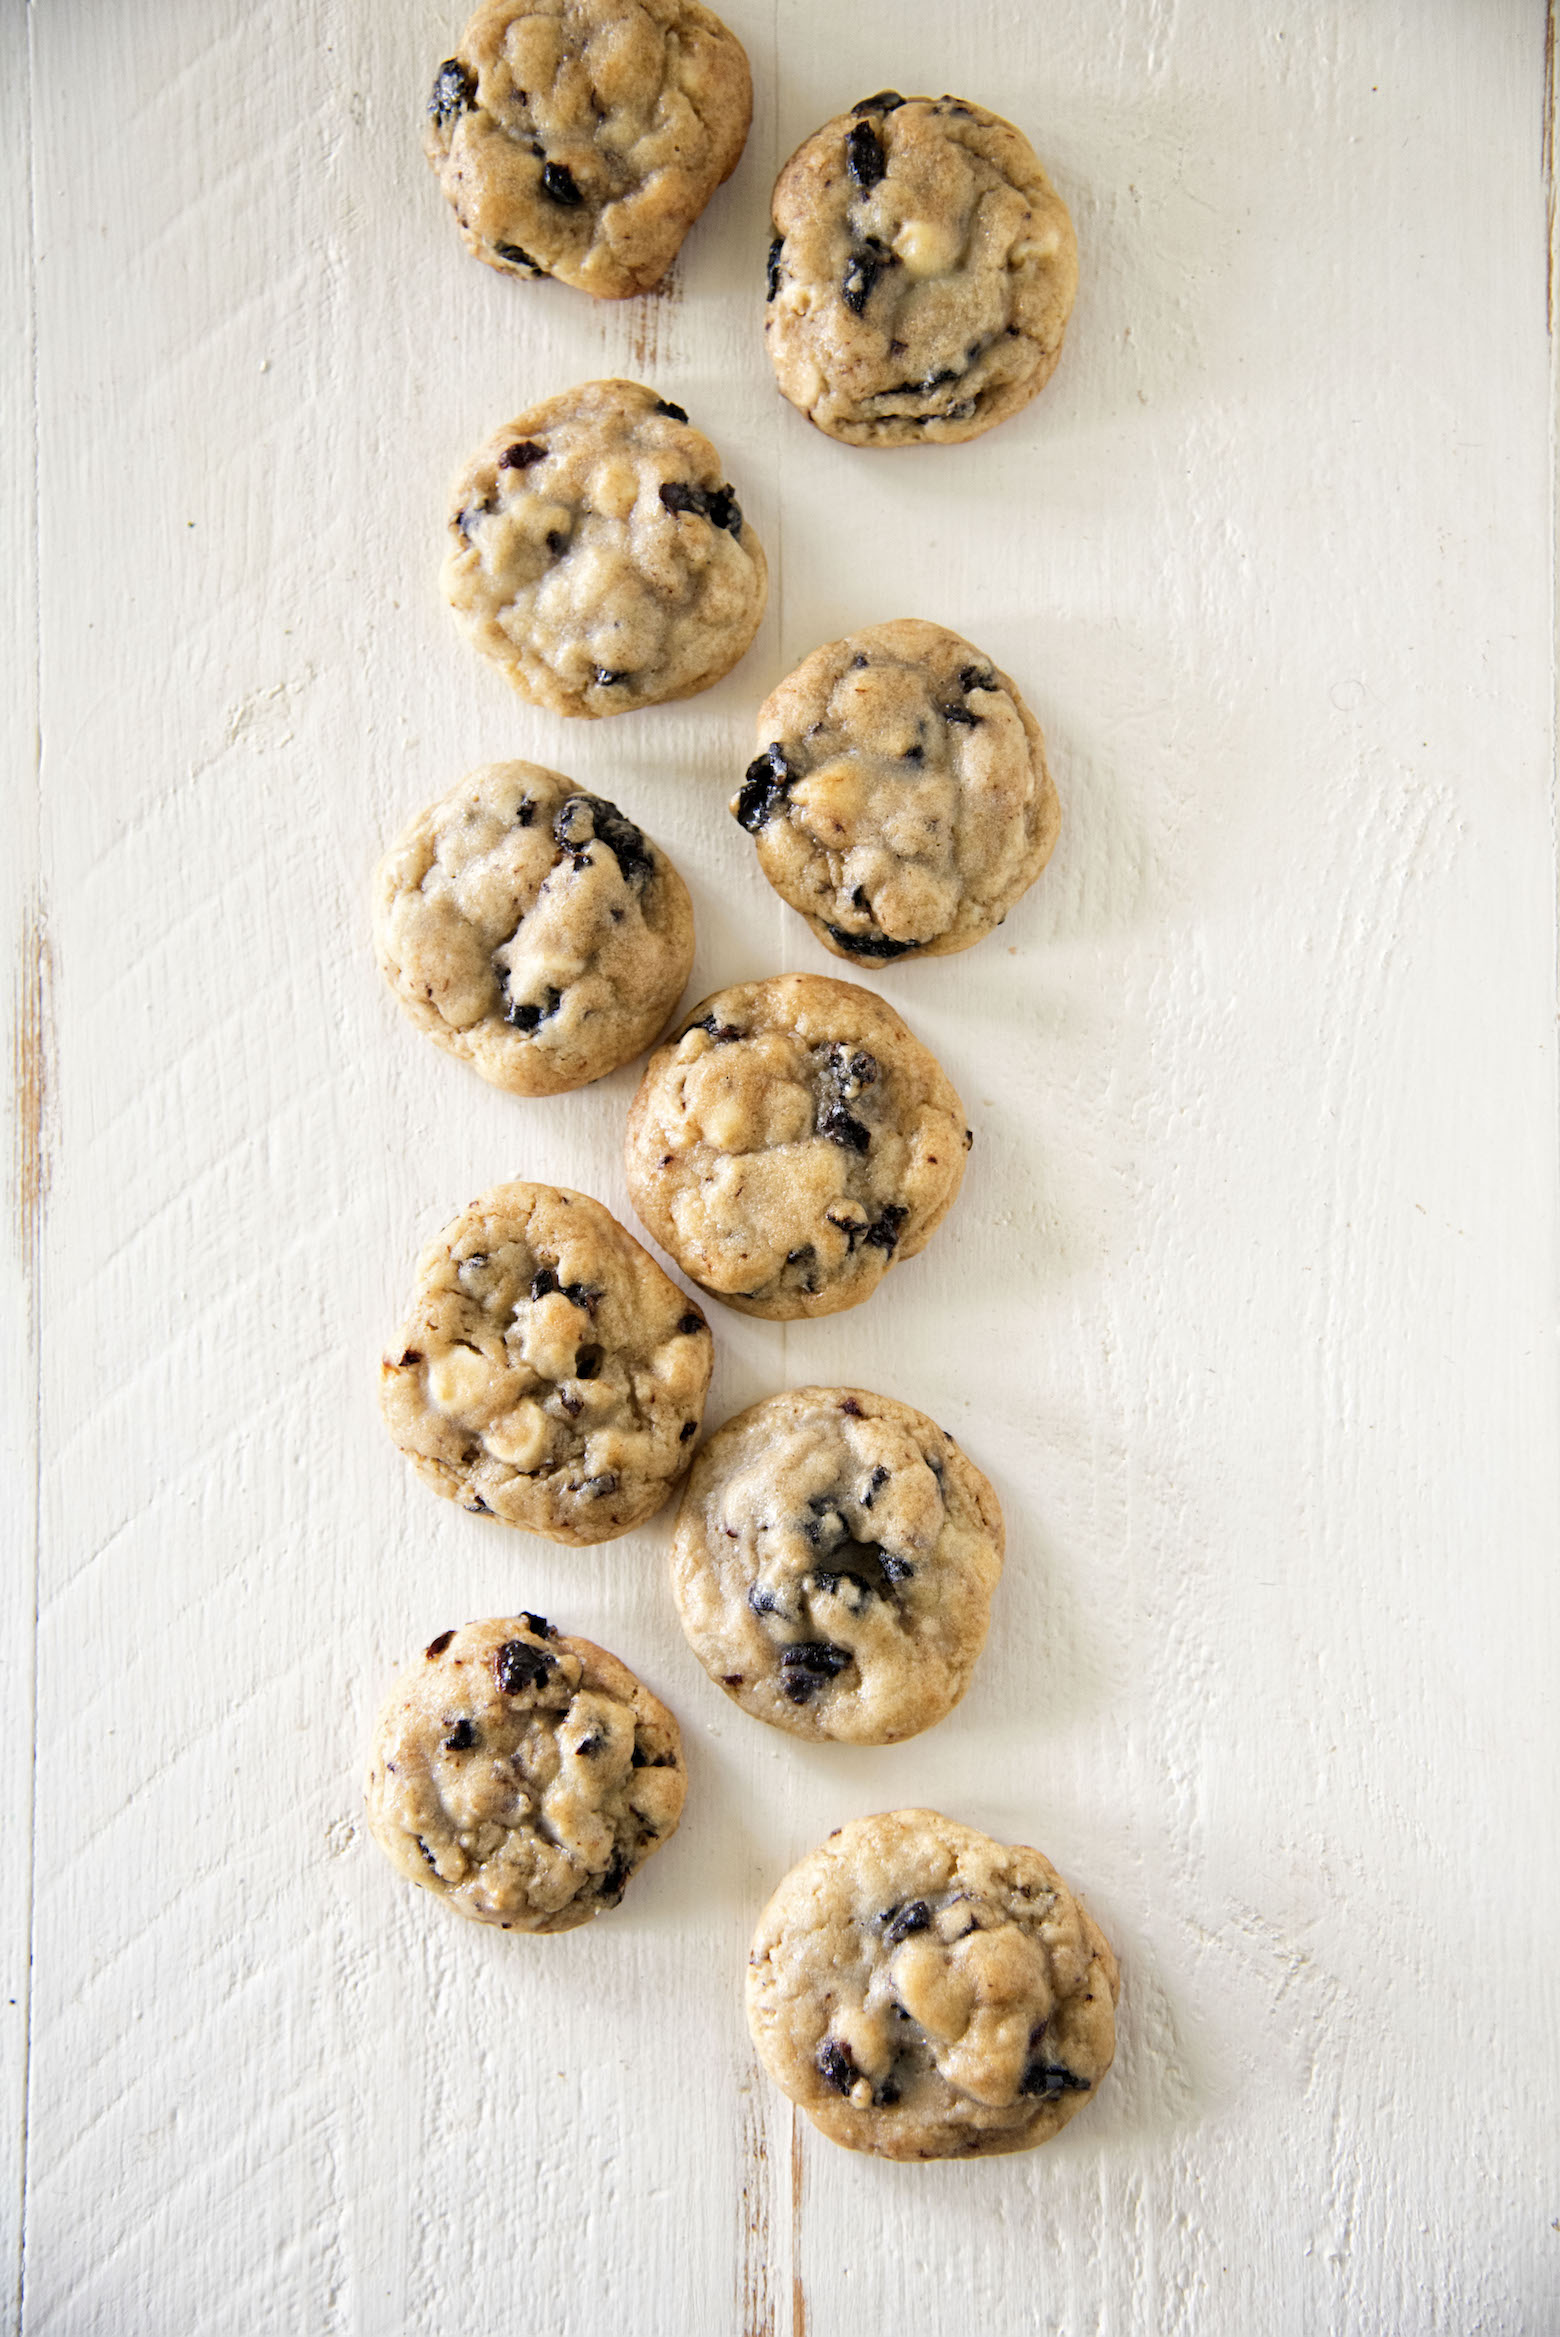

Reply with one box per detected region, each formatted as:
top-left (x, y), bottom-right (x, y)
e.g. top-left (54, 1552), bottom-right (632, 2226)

top-left (0, 5), bottom-right (40, 2328)
top-left (14, 0), bottom-right (1560, 2331)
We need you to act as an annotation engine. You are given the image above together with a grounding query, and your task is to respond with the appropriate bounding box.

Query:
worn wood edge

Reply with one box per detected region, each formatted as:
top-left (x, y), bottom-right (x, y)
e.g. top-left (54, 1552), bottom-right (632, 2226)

top-left (0, 2), bottom-right (41, 2329)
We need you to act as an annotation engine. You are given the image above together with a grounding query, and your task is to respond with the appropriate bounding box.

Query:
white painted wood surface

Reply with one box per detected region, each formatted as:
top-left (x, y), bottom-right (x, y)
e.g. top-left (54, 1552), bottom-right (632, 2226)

top-left (4, 2), bottom-right (1558, 2330)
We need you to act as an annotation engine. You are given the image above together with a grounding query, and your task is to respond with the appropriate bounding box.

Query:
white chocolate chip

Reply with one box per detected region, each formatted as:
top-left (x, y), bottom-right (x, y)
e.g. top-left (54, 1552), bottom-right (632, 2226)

top-left (483, 1399), bottom-right (549, 1471)
top-left (893, 217), bottom-right (962, 277)
top-left (426, 1346), bottom-right (497, 1416)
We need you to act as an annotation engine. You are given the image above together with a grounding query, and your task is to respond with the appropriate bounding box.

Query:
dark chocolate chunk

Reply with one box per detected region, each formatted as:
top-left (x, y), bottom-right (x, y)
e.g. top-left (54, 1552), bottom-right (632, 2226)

top-left (816, 2038), bottom-right (856, 2094)
top-left (679, 1419), bottom-right (697, 1441)
top-left (941, 702), bottom-right (981, 726)
top-left (553, 791), bottom-right (653, 884)
top-left (766, 235), bottom-right (784, 301)
top-left (520, 1612), bottom-right (553, 1638)
top-left (559, 1388), bottom-right (583, 1416)
top-left (747, 1585), bottom-right (782, 1617)
top-left (875, 2079), bottom-right (902, 2107)
top-left (658, 480), bottom-right (744, 535)
top-left (466, 1496), bottom-right (492, 1515)
top-left (840, 1397), bottom-right (864, 1417)
top-left (499, 440), bottom-right (547, 471)
top-left (424, 1629), bottom-right (455, 1659)
top-left (960, 665), bottom-right (997, 693)
top-left (501, 983), bottom-right (562, 1033)
top-left (842, 242), bottom-right (890, 316)
top-left (545, 528), bottom-right (567, 556)
top-left (677, 1313), bottom-right (707, 1335)
top-left (882, 1899), bottom-right (931, 1946)
top-left (575, 1730), bottom-right (607, 1757)
top-left (786, 1245), bottom-right (816, 1266)
top-left (689, 1013), bottom-right (744, 1042)
top-left (494, 242), bottom-right (544, 273)
top-left (818, 1101), bottom-right (871, 1153)
top-left (735, 741), bottom-right (796, 832)
top-left (416, 1836), bottom-right (439, 1871)
top-left (1018, 2059), bottom-right (1091, 2101)
top-left (846, 119), bottom-right (886, 189)
top-left (541, 160), bottom-right (583, 206)
top-left (429, 58), bottom-right (477, 126)
top-left (594, 667), bottom-right (630, 686)
top-left (778, 1641), bottom-right (852, 1703)
top-left (824, 923), bottom-right (922, 961)
top-left (531, 1265), bottom-right (559, 1300)
top-left (704, 486), bottom-right (742, 534)
top-left (816, 1041), bottom-right (878, 1149)
top-left (442, 1718), bottom-right (477, 1753)
top-left (598, 1848), bottom-right (630, 1902)
top-left (865, 1204), bottom-right (908, 1252)
top-left (494, 1638), bottom-right (555, 1695)
top-left (653, 398), bottom-right (689, 421)
top-left (399, 1349), bottom-right (423, 1368)
top-left (582, 1472), bottom-right (618, 1498)
top-left (860, 1465), bottom-right (888, 1507)
top-left (573, 1344), bottom-right (603, 1381)
top-left (852, 90), bottom-right (906, 115)
top-left (880, 1551), bottom-right (914, 1584)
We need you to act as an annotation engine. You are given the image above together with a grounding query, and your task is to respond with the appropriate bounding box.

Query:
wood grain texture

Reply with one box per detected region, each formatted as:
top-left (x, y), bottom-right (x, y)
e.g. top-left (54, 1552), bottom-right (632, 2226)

top-left (6, 1), bottom-right (1559, 2331)
top-left (1, 2), bottom-right (40, 2324)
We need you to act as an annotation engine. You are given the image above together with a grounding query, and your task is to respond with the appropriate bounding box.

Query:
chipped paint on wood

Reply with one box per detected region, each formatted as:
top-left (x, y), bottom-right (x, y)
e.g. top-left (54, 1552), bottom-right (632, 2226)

top-left (738, 2081), bottom-right (774, 2337)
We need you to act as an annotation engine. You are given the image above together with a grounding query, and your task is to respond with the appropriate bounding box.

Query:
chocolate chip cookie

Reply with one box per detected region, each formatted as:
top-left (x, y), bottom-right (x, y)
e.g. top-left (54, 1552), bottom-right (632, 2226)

top-left (623, 973), bottom-right (969, 1319)
top-left (425, 0), bottom-right (752, 298)
top-left (746, 1809), bottom-right (1118, 2158)
top-left (373, 761), bottom-right (694, 1096)
top-left (443, 379), bottom-right (768, 716)
top-left (734, 621), bottom-right (1060, 962)
top-left (766, 93), bottom-right (1077, 446)
top-left (366, 1614), bottom-right (686, 1931)
top-left (380, 1181), bottom-right (713, 1542)
top-left (670, 1387), bottom-right (1003, 1743)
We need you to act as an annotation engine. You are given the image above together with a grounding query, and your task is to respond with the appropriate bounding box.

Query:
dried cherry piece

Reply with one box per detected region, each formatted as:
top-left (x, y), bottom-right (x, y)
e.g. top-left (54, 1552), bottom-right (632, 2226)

top-left (494, 1638), bottom-right (554, 1695)
top-left (541, 160), bottom-right (583, 206)
top-left (846, 120), bottom-right (886, 189)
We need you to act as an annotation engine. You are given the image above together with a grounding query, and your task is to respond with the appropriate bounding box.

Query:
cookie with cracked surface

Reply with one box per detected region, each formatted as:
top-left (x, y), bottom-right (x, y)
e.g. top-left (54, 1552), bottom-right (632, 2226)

top-left (380, 1181), bottom-right (713, 1542)
top-left (747, 1809), bottom-right (1118, 2158)
top-left (424, 0), bottom-right (751, 298)
top-left (734, 621), bottom-right (1060, 963)
top-left (765, 92), bottom-right (1077, 446)
top-left (670, 1387), bottom-right (1003, 1743)
top-left (373, 762), bottom-right (694, 1096)
top-left (366, 1615), bottom-right (686, 1931)
top-left (443, 379), bottom-right (767, 716)
top-left (623, 973), bottom-right (969, 1319)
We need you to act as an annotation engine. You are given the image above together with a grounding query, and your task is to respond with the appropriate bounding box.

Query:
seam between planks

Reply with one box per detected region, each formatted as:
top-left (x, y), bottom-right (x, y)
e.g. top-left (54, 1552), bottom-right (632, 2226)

top-left (13, 5), bottom-right (42, 2332)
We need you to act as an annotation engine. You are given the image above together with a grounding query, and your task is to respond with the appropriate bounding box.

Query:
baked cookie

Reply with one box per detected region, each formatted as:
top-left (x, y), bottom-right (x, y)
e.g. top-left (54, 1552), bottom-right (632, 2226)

top-left (734, 621), bottom-right (1060, 963)
top-left (747, 1809), bottom-right (1118, 2159)
top-left (380, 1181), bottom-right (713, 1542)
top-left (425, 0), bottom-right (751, 299)
top-left (765, 93), bottom-right (1077, 447)
top-left (670, 1387), bottom-right (1003, 1743)
top-left (623, 973), bottom-right (969, 1319)
top-left (366, 1614), bottom-right (686, 1932)
top-left (442, 379), bottom-right (767, 717)
top-left (373, 762), bottom-right (694, 1096)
